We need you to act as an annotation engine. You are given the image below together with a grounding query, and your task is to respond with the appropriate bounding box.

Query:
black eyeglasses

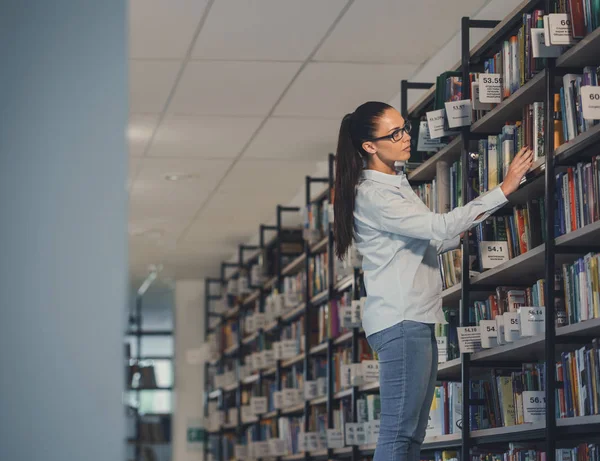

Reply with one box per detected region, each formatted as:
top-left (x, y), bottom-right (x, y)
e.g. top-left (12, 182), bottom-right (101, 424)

top-left (370, 120), bottom-right (412, 143)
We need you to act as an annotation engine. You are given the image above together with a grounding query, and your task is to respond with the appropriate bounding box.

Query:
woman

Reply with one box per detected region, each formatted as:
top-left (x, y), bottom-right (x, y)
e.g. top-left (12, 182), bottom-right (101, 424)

top-left (333, 101), bottom-right (533, 461)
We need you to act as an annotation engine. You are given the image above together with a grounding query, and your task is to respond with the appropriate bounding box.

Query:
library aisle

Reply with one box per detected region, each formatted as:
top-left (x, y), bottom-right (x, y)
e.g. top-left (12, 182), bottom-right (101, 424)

top-left (3, 2), bottom-right (600, 461)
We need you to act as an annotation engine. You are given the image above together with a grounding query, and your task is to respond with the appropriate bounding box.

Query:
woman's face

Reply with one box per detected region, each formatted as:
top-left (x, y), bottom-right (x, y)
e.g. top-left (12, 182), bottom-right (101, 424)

top-left (363, 108), bottom-right (412, 165)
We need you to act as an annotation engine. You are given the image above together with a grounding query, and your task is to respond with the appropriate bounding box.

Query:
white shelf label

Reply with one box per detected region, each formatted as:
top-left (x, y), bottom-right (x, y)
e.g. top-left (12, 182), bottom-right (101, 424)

top-left (362, 360), bottom-right (379, 382)
top-left (444, 100), bottom-right (472, 128)
top-left (241, 405), bottom-right (253, 423)
top-left (234, 444), bottom-right (247, 460)
top-left (281, 339), bottom-right (299, 359)
top-left (345, 423), bottom-right (357, 446)
top-left (479, 320), bottom-right (498, 349)
top-left (268, 438), bottom-right (288, 457)
top-left (471, 81), bottom-right (494, 110)
top-left (523, 391), bottom-right (546, 423)
top-left (581, 86), bottom-right (600, 120)
top-left (254, 441), bottom-right (269, 458)
top-left (297, 432), bottom-right (306, 453)
top-left (304, 381), bottom-right (318, 400)
top-left (283, 388), bottom-right (300, 407)
top-left (262, 349), bottom-right (276, 368)
top-left (503, 312), bottom-right (520, 342)
top-left (354, 423), bottom-right (367, 445)
top-left (250, 396), bottom-right (267, 415)
top-left (305, 432), bottom-right (320, 452)
top-left (548, 14), bottom-right (577, 45)
top-left (366, 420), bottom-right (380, 444)
top-left (478, 74), bottom-right (503, 104)
top-left (273, 391), bottom-right (283, 410)
top-left (531, 28), bottom-right (562, 58)
top-left (437, 336), bottom-right (448, 363)
top-left (426, 109), bottom-right (453, 139)
top-left (317, 377), bottom-right (327, 397)
top-left (457, 326), bottom-right (483, 354)
top-left (519, 307), bottom-right (545, 337)
top-left (254, 313), bottom-right (266, 330)
top-left (326, 429), bottom-right (345, 449)
top-left (480, 241), bottom-right (510, 269)
top-left (417, 120), bottom-right (444, 152)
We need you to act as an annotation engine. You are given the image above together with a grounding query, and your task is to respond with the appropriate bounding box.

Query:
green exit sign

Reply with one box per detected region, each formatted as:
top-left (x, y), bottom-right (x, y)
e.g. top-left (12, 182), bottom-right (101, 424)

top-left (187, 427), bottom-right (205, 443)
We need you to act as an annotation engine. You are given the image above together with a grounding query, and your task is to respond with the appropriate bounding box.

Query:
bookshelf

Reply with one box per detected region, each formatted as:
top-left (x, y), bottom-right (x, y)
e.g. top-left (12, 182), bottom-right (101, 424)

top-left (127, 295), bottom-right (173, 461)
top-left (203, 1), bottom-right (600, 460)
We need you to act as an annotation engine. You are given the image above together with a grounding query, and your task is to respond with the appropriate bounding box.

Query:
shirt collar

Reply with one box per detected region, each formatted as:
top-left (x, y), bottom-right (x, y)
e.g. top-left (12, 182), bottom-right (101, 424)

top-left (361, 169), bottom-right (407, 188)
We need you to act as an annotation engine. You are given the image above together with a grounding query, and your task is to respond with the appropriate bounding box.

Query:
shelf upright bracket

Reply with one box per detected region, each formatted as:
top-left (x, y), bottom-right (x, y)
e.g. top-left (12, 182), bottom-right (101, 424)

top-left (459, 16), bottom-right (499, 461)
top-left (544, 57), bottom-right (558, 461)
top-left (400, 80), bottom-right (434, 116)
top-left (275, 205), bottom-right (301, 293)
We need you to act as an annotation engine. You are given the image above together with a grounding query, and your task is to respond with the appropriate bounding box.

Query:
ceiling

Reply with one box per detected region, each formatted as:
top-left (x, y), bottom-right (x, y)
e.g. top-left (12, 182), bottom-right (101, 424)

top-left (128, 0), bottom-right (491, 282)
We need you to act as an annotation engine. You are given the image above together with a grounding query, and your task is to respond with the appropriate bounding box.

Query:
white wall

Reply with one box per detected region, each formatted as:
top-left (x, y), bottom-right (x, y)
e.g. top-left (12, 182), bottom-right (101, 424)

top-left (173, 280), bottom-right (207, 461)
top-left (0, 1), bottom-right (127, 460)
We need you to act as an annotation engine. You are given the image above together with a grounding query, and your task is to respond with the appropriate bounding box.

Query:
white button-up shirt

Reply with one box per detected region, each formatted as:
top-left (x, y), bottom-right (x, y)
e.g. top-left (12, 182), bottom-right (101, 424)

top-left (354, 169), bottom-right (508, 337)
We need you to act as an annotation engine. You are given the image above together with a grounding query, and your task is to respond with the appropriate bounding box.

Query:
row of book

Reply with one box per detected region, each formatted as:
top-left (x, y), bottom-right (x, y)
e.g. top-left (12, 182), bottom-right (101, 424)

top-left (302, 200), bottom-right (331, 245)
top-left (309, 253), bottom-right (328, 298)
top-left (470, 443), bottom-right (600, 461)
top-left (282, 271), bottom-right (306, 309)
top-left (560, 69), bottom-right (599, 144)
top-left (555, 159), bottom-right (600, 238)
top-left (562, 252), bottom-right (600, 324)
top-left (428, 382), bottom-right (463, 436)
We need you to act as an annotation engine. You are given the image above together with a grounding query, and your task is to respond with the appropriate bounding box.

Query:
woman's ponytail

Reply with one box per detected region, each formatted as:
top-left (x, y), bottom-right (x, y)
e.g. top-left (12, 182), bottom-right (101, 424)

top-left (332, 102), bottom-right (393, 260)
top-left (333, 114), bottom-right (363, 259)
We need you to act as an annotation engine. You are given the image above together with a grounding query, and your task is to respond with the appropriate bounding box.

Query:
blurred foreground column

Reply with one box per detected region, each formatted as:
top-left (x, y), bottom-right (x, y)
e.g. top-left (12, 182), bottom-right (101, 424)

top-left (0, 2), bottom-right (128, 461)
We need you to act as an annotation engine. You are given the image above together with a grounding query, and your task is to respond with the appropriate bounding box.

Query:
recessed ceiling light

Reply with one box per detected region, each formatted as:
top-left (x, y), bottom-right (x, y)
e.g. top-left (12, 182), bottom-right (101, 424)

top-left (164, 174), bottom-right (196, 181)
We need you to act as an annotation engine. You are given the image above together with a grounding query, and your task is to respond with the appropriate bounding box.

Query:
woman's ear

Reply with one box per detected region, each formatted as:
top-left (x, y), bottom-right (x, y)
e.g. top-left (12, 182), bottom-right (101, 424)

top-left (362, 141), bottom-right (377, 155)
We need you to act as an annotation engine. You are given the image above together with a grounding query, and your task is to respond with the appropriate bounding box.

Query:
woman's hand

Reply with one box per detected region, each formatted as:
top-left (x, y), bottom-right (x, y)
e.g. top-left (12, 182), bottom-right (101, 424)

top-left (500, 146), bottom-right (534, 196)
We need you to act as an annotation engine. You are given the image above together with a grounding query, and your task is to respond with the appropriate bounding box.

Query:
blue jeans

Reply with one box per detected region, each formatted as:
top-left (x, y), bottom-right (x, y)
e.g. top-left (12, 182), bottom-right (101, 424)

top-left (366, 320), bottom-right (438, 461)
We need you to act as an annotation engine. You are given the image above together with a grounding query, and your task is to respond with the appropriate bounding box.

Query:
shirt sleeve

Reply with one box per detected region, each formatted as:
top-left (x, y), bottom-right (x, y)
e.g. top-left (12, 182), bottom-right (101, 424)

top-left (436, 235), bottom-right (462, 254)
top-left (355, 185), bottom-right (508, 241)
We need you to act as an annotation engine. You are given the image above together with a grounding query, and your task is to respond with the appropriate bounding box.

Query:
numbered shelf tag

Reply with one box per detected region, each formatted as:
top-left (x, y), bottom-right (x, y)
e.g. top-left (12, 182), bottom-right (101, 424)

top-left (426, 109), bottom-right (453, 139)
top-left (262, 349), bottom-right (276, 368)
top-left (304, 381), bottom-right (318, 401)
top-left (254, 441), bottom-right (269, 458)
top-left (366, 420), bottom-right (380, 445)
top-left (444, 100), bottom-right (472, 128)
top-left (326, 429), bottom-right (345, 449)
top-left (523, 391), bottom-right (546, 423)
top-left (235, 444), bottom-right (247, 460)
top-left (317, 377), bottom-right (327, 397)
top-left (273, 294), bottom-right (283, 318)
top-left (273, 391), bottom-right (284, 410)
top-left (547, 14), bottom-right (577, 45)
top-left (254, 312), bottom-right (266, 330)
top-left (471, 81), bottom-right (494, 110)
top-left (241, 405), bottom-right (253, 423)
top-left (437, 336), bottom-right (448, 363)
top-left (297, 432), bottom-right (306, 453)
top-left (354, 423), bottom-right (367, 446)
top-left (503, 312), bottom-right (520, 342)
top-left (228, 408), bottom-right (238, 425)
top-left (479, 320), bottom-right (498, 349)
top-left (361, 360), bottom-right (379, 382)
top-left (305, 432), bottom-right (320, 452)
top-left (283, 388), bottom-right (299, 407)
top-left (281, 339), bottom-right (299, 359)
top-left (250, 396), bottom-right (267, 415)
top-left (457, 326), bottom-right (483, 354)
top-left (417, 120), bottom-right (444, 152)
top-left (519, 307), bottom-right (545, 337)
top-left (345, 423), bottom-right (357, 446)
top-left (478, 74), bottom-right (503, 104)
top-left (531, 28), bottom-right (562, 58)
top-left (268, 439), bottom-right (288, 457)
top-left (581, 86), bottom-right (600, 120)
top-left (480, 241), bottom-right (509, 269)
